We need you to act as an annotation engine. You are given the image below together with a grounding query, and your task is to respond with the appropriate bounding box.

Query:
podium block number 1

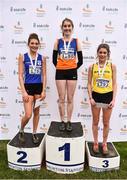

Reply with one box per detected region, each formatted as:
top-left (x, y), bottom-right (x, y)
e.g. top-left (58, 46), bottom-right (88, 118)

top-left (17, 151), bottom-right (28, 163)
top-left (59, 143), bottom-right (70, 161)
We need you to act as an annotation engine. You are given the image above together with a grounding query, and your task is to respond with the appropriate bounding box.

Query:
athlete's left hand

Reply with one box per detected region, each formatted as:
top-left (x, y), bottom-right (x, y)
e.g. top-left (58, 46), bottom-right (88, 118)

top-left (40, 91), bottom-right (46, 100)
top-left (108, 100), bottom-right (115, 108)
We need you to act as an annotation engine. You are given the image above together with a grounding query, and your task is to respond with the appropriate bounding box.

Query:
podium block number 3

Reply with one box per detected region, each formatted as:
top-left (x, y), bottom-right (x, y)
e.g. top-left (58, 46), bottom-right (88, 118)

top-left (59, 143), bottom-right (70, 161)
top-left (102, 160), bottom-right (109, 168)
top-left (17, 151), bottom-right (28, 163)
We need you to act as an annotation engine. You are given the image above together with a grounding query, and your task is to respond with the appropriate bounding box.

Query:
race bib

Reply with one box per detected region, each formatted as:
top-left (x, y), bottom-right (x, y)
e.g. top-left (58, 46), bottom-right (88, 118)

top-left (61, 50), bottom-right (74, 60)
top-left (96, 78), bottom-right (109, 88)
top-left (29, 66), bottom-right (41, 74)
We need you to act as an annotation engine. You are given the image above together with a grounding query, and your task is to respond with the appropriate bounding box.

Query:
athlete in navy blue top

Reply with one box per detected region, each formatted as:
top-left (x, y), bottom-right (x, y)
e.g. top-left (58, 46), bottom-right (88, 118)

top-left (18, 33), bottom-right (46, 144)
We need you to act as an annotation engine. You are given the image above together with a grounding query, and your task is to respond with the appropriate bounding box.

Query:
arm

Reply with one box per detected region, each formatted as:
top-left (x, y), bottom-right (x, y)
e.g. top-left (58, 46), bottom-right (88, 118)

top-left (52, 39), bottom-right (58, 67)
top-left (109, 64), bottom-right (117, 108)
top-left (41, 56), bottom-right (47, 100)
top-left (87, 65), bottom-right (96, 106)
top-left (76, 39), bottom-right (83, 69)
top-left (18, 54), bottom-right (29, 102)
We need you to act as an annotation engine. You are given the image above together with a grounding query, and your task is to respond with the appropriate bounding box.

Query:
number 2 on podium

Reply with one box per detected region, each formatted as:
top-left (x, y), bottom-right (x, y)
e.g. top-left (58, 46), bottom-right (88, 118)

top-left (58, 143), bottom-right (70, 161)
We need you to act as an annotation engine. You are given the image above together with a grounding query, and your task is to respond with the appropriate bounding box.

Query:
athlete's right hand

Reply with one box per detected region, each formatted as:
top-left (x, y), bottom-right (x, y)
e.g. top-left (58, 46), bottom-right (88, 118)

top-left (90, 98), bottom-right (96, 106)
top-left (22, 92), bottom-right (29, 102)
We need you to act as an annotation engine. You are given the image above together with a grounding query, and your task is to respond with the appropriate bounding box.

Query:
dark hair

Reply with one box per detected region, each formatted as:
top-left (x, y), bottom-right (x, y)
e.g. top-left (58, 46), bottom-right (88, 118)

top-left (28, 33), bottom-right (40, 45)
top-left (61, 18), bottom-right (74, 29)
top-left (97, 43), bottom-right (110, 59)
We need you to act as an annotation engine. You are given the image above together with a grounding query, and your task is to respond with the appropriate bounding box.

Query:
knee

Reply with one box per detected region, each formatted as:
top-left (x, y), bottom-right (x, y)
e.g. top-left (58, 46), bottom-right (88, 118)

top-left (103, 122), bottom-right (109, 128)
top-left (67, 98), bottom-right (73, 104)
top-left (93, 120), bottom-right (99, 126)
top-left (58, 98), bottom-right (65, 104)
top-left (25, 113), bottom-right (32, 120)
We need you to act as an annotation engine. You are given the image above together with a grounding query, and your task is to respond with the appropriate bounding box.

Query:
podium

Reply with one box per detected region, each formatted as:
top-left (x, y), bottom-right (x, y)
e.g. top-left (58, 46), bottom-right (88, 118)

top-left (86, 142), bottom-right (120, 172)
top-left (7, 132), bottom-right (45, 170)
top-left (46, 121), bottom-right (85, 174)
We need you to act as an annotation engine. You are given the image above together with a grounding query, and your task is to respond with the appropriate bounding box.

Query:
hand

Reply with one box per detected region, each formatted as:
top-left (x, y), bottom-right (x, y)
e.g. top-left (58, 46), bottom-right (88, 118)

top-left (90, 98), bottom-right (96, 106)
top-left (108, 100), bottom-right (115, 108)
top-left (22, 92), bottom-right (29, 102)
top-left (40, 91), bottom-right (46, 100)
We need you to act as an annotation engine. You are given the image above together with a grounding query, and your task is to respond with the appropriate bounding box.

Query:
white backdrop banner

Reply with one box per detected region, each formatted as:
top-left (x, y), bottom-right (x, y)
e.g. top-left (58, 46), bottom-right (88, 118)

top-left (0, 0), bottom-right (127, 141)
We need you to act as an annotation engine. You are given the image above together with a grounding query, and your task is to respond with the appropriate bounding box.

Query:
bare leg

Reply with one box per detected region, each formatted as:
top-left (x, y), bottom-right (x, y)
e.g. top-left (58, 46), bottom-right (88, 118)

top-left (91, 106), bottom-right (101, 144)
top-left (66, 80), bottom-right (77, 122)
top-left (102, 108), bottom-right (113, 144)
top-left (56, 80), bottom-right (66, 121)
top-left (20, 95), bottom-right (34, 130)
top-left (33, 95), bottom-right (41, 133)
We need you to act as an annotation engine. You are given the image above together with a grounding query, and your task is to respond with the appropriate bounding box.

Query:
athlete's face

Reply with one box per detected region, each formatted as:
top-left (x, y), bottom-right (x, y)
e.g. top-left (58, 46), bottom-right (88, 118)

top-left (28, 39), bottom-right (40, 53)
top-left (62, 21), bottom-right (73, 37)
top-left (97, 48), bottom-right (108, 62)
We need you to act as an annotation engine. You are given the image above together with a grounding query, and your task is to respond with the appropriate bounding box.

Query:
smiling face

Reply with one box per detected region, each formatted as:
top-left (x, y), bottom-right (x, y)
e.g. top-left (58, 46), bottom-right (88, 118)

top-left (97, 48), bottom-right (108, 62)
top-left (28, 38), bottom-right (40, 53)
top-left (61, 19), bottom-right (74, 37)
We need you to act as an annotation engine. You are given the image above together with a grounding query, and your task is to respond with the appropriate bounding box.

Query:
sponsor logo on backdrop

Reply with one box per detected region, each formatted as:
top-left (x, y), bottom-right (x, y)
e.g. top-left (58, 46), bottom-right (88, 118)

top-left (102, 5), bottom-right (118, 14)
top-left (105, 21), bottom-right (114, 33)
top-left (40, 113), bottom-right (51, 119)
top-left (82, 3), bottom-right (93, 17)
top-left (0, 56), bottom-right (7, 63)
top-left (80, 98), bottom-right (89, 109)
top-left (13, 69), bottom-right (18, 76)
top-left (56, 5), bottom-right (72, 14)
top-left (82, 37), bottom-right (92, 50)
top-left (17, 125), bottom-right (31, 131)
top-left (124, 23), bottom-right (127, 29)
top-left (40, 101), bottom-right (48, 108)
top-left (81, 68), bottom-right (88, 80)
top-left (121, 85), bottom-right (127, 90)
top-left (40, 37), bottom-right (46, 49)
top-left (98, 126), bottom-right (112, 133)
top-left (33, 23), bottom-right (49, 31)
top-left (79, 22), bottom-right (95, 31)
top-left (0, 97), bottom-right (6, 108)
top-left (15, 98), bottom-right (23, 104)
top-left (36, 4), bottom-right (46, 17)
top-left (0, 123), bottom-right (9, 133)
top-left (120, 125), bottom-right (127, 135)
top-left (11, 39), bottom-right (27, 47)
top-left (13, 21), bottom-right (23, 34)
top-left (124, 72), bottom-right (127, 80)
top-left (121, 99), bottom-right (127, 109)
top-left (101, 39), bottom-right (117, 47)
top-left (0, 86), bottom-right (8, 92)
top-left (0, 68), bottom-right (5, 80)
top-left (78, 85), bottom-right (87, 91)
top-left (39, 123), bottom-right (48, 133)
top-left (0, 113), bottom-right (11, 119)
top-left (0, 25), bottom-right (4, 32)
top-left (17, 86), bottom-right (22, 95)
top-left (123, 54), bottom-right (127, 61)
top-left (83, 55), bottom-right (94, 63)
top-left (10, 6), bottom-right (26, 14)
top-left (82, 124), bottom-right (88, 134)
top-left (77, 113), bottom-right (92, 120)
top-left (119, 113), bottom-right (127, 120)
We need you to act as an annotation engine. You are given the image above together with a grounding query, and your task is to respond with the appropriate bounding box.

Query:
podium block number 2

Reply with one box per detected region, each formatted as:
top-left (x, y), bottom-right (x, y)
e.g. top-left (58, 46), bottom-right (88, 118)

top-left (59, 143), bottom-right (70, 161)
top-left (17, 151), bottom-right (28, 163)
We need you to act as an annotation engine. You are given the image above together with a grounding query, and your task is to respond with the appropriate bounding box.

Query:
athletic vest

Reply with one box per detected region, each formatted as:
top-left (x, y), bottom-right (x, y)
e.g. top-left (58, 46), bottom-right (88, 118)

top-left (24, 52), bottom-right (43, 84)
top-left (92, 62), bottom-right (113, 93)
top-left (56, 38), bottom-right (77, 70)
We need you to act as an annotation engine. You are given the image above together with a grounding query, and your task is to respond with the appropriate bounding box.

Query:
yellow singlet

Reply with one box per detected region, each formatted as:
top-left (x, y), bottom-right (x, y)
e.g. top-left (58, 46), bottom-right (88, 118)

top-left (92, 62), bottom-right (113, 93)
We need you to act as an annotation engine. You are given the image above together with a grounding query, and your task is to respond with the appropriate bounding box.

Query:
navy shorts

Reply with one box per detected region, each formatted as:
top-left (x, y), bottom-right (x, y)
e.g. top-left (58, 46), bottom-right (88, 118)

top-left (24, 83), bottom-right (42, 96)
top-left (55, 68), bottom-right (77, 80)
top-left (92, 91), bottom-right (113, 104)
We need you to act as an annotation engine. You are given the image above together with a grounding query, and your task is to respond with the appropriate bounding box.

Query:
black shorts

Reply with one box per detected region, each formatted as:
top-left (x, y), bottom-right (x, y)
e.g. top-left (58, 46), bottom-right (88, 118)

top-left (92, 91), bottom-right (113, 104)
top-left (24, 83), bottom-right (42, 96)
top-left (55, 68), bottom-right (77, 80)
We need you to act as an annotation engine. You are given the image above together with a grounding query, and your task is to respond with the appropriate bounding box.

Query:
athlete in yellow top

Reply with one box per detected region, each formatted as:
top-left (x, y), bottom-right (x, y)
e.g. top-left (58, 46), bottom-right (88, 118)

top-left (87, 43), bottom-right (117, 155)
